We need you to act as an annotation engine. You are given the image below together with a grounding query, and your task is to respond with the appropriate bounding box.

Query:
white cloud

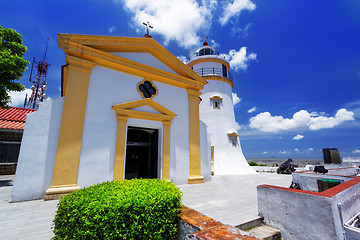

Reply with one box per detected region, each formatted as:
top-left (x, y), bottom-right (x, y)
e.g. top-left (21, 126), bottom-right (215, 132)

top-left (108, 26), bottom-right (116, 33)
top-left (8, 89), bottom-right (33, 107)
top-left (230, 22), bottom-right (252, 38)
top-left (295, 148), bottom-right (299, 152)
top-left (121, 0), bottom-right (217, 48)
top-left (249, 108), bottom-right (355, 133)
top-left (222, 47), bottom-right (257, 71)
top-left (210, 39), bottom-right (220, 49)
top-left (308, 148), bottom-right (314, 151)
top-left (248, 106), bottom-right (256, 113)
top-left (219, 0), bottom-right (256, 25)
top-left (263, 151), bottom-right (268, 154)
top-left (279, 151), bottom-right (287, 154)
top-left (232, 92), bottom-right (242, 105)
top-left (309, 108), bottom-right (355, 130)
top-left (353, 149), bottom-right (360, 154)
top-left (177, 55), bottom-right (187, 63)
top-left (293, 134), bottom-right (304, 140)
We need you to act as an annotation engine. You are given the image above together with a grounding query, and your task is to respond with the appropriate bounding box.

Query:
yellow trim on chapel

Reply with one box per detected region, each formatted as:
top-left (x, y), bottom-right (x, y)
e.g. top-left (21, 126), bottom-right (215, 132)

top-left (187, 89), bottom-right (204, 184)
top-left (47, 34), bottom-right (208, 200)
top-left (112, 99), bottom-right (176, 182)
top-left (58, 34), bottom-right (207, 91)
top-left (136, 79), bottom-right (159, 99)
top-left (45, 56), bottom-right (95, 200)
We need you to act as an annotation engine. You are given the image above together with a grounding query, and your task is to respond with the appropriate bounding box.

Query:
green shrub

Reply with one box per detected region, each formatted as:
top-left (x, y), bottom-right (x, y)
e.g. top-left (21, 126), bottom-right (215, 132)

top-left (53, 179), bottom-right (182, 240)
top-left (248, 161), bottom-right (258, 166)
top-left (248, 161), bottom-right (267, 167)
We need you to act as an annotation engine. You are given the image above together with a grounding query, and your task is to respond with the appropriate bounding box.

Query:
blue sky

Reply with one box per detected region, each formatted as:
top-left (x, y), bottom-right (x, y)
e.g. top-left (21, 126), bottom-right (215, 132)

top-left (1, 0), bottom-right (359, 159)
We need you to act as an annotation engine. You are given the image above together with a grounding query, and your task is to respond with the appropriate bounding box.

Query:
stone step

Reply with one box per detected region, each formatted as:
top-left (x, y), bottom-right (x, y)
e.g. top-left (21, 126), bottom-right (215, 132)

top-left (236, 217), bottom-right (264, 231)
top-left (246, 224), bottom-right (281, 240)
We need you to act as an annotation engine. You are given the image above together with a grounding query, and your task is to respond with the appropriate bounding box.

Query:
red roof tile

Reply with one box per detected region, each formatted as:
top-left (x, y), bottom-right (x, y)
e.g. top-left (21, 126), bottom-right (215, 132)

top-left (0, 107), bottom-right (37, 130)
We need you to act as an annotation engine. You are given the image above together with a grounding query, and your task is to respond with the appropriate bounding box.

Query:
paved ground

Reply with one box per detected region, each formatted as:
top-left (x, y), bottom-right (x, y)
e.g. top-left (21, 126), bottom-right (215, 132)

top-left (0, 173), bottom-right (291, 239)
top-left (178, 173), bottom-right (292, 226)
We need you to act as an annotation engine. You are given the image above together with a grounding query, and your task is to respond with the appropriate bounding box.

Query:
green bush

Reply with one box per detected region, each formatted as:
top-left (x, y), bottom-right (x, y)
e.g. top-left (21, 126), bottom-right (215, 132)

top-left (248, 161), bottom-right (258, 166)
top-left (248, 161), bottom-right (267, 166)
top-left (53, 179), bottom-right (182, 240)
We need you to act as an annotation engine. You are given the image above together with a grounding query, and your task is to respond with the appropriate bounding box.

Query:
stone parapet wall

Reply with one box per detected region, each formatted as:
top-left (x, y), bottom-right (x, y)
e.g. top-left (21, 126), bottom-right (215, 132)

top-left (258, 171), bottom-right (360, 240)
top-left (178, 206), bottom-right (259, 239)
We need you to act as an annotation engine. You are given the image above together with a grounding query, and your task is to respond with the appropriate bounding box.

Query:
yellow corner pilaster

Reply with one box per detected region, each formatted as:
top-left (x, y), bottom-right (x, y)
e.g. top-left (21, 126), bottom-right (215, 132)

top-left (113, 115), bottom-right (129, 181)
top-left (162, 121), bottom-right (172, 181)
top-left (45, 56), bottom-right (95, 199)
top-left (187, 89), bottom-right (204, 184)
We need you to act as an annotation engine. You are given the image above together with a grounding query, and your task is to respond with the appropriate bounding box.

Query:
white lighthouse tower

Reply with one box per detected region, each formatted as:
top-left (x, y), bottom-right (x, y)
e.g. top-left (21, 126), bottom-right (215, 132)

top-left (187, 40), bottom-right (256, 175)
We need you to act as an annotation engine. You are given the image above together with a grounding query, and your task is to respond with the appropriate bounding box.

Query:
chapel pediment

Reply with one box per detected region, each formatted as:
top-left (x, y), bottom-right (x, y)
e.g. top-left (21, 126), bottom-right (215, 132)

top-left (112, 99), bottom-right (176, 122)
top-left (58, 34), bottom-right (207, 90)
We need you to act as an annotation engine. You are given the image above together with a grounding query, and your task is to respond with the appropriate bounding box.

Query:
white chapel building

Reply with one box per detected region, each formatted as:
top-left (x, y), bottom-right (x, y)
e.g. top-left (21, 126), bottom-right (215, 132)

top-left (12, 34), bottom-right (254, 202)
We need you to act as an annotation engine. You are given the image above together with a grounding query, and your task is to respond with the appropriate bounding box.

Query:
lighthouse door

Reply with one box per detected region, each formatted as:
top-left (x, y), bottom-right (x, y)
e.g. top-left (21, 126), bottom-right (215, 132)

top-left (125, 127), bottom-right (159, 179)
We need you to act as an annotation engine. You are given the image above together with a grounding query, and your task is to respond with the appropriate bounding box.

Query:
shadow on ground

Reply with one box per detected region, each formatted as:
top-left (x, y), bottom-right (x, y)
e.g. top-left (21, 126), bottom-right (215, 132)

top-left (0, 179), bottom-right (13, 187)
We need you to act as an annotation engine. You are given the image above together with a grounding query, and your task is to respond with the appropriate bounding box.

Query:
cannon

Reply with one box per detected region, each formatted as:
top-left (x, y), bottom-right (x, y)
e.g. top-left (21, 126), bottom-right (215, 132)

top-left (277, 159), bottom-right (296, 174)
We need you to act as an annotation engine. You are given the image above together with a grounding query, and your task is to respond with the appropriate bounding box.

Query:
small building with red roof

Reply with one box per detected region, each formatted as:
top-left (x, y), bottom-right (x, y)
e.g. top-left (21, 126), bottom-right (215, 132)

top-left (0, 107), bottom-right (36, 174)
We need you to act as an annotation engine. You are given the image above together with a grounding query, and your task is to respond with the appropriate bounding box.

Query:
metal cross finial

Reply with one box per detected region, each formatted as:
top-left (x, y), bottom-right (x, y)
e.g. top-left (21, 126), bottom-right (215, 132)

top-left (143, 21), bottom-right (153, 36)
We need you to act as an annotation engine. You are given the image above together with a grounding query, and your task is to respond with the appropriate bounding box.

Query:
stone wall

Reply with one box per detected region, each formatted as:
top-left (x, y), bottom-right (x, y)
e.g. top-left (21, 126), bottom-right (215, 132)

top-left (178, 206), bottom-right (258, 240)
top-left (258, 176), bottom-right (360, 240)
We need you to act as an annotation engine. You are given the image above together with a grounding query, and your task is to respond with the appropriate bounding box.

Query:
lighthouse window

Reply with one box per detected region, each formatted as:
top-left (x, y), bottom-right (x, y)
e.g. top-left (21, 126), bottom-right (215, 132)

top-left (231, 135), bottom-right (238, 146)
top-left (227, 132), bottom-right (239, 147)
top-left (210, 96), bottom-right (223, 109)
top-left (198, 48), bottom-right (214, 56)
top-left (222, 65), bottom-right (227, 78)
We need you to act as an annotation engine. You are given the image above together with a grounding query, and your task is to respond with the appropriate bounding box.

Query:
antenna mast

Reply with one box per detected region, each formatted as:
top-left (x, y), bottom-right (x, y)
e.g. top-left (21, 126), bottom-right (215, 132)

top-left (26, 38), bottom-right (50, 109)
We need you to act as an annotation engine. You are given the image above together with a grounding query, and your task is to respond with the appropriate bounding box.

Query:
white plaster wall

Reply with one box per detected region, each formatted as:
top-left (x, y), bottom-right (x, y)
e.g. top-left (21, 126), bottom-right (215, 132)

top-left (258, 180), bottom-right (360, 240)
top-left (77, 64), bottom-right (191, 187)
top-left (192, 61), bottom-right (222, 72)
top-left (330, 181), bottom-right (360, 240)
top-left (153, 81), bottom-right (190, 184)
top-left (258, 186), bottom-right (337, 240)
top-left (199, 79), bottom-right (255, 175)
top-left (200, 120), bottom-right (211, 182)
top-left (12, 98), bottom-right (63, 201)
top-left (111, 52), bottom-right (177, 75)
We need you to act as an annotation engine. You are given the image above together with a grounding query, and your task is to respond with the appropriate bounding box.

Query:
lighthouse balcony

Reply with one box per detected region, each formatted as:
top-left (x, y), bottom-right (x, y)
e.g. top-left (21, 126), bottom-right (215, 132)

top-left (193, 67), bottom-right (233, 81)
top-left (188, 51), bottom-right (227, 62)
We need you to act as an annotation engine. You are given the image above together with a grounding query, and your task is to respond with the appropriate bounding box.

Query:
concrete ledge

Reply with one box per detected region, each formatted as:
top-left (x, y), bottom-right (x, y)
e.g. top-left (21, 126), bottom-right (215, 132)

top-left (44, 184), bottom-right (80, 200)
top-left (179, 206), bottom-right (259, 239)
top-left (187, 175), bottom-right (205, 184)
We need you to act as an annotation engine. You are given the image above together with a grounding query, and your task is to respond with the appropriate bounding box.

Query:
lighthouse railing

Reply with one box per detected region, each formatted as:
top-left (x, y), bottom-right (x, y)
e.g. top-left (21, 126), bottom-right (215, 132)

top-left (188, 52), bottom-right (227, 61)
top-left (193, 68), bottom-right (233, 81)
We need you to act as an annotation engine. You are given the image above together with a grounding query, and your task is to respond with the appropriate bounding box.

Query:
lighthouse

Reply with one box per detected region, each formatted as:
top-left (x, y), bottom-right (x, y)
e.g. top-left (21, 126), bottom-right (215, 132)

top-left (187, 40), bottom-right (256, 175)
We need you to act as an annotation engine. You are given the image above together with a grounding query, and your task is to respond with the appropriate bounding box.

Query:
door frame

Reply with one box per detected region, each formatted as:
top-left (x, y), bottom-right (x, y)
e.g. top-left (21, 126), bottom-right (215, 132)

top-left (112, 99), bottom-right (176, 181)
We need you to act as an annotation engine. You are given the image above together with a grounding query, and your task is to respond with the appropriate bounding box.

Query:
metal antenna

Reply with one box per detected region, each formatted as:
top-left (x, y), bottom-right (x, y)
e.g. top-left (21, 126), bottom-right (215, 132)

top-left (26, 38), bottom-right (50, 109)
top-left (143, 21), bottom-right (153, 36)
top-left (43, 37), bottom-right (50, 60)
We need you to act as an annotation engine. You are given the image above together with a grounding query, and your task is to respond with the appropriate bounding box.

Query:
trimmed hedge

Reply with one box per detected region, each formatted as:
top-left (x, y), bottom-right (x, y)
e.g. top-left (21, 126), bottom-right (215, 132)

top-left (53, 179), bottom-right (182, 240)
